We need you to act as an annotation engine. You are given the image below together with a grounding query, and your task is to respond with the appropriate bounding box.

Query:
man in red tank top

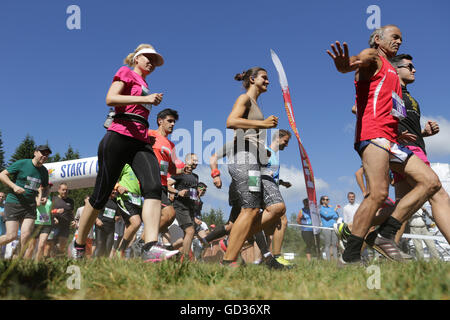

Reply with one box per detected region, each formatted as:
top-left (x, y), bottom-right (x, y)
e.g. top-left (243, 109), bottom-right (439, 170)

top-left (148, 108), bottom-right (181, 234)
top-left (327, 25), bottom-right (446, 263)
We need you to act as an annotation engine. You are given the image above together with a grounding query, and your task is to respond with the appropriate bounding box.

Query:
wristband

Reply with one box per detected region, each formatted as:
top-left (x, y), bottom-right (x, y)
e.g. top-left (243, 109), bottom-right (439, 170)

top-left (51, 209), bottom-right (58, 214)
top-left (211, 169), bottom-right (220, 178)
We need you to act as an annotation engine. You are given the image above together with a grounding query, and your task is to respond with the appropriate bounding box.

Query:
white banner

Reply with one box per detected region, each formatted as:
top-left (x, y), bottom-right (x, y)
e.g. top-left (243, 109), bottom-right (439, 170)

top-left (43, 157), bottom-right (98, 192)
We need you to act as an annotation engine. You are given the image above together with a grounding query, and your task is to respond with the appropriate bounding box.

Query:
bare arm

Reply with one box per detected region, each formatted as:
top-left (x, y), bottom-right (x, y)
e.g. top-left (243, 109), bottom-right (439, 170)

top-left (226, 94), bottom-right (278, 129)
top-left (105, 81), bottom-right (163, 107)
top-left (0, 170), bottom-right (25, 194)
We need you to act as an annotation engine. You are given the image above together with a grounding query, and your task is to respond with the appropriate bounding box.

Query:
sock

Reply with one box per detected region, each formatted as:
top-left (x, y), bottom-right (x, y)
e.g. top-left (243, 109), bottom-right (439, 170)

top-left (273, 254), bottom-right (281, 259)
top-left (205, 225), bottom-right (227, 243)
top-left (142, 241), bottom-right (157, 251)
top-left (118, 239), bottom-right (130, 252)
top-left (254, 231), bottom-right (270, 256)
top-left (263, 252), bottom-right (272, 259)
top-left (379, 216), bottom-right (402, 239)
top-left (342, 234), bottom-right (364, 262)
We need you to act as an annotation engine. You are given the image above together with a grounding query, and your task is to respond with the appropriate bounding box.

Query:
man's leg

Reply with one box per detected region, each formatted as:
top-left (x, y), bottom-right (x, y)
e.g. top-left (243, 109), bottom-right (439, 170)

top-left (76, 202), bottom-right (101, 246)
top-left (19, 218), bottom-right (35, 259)
top-left (389, 156), bottom-right (442, 235)
top-left (342, 144), bottom-right (390, 262)
top-left (181, 225), bottom-right (195, 258)
top-left (272, 214), bottom-right (288, 257)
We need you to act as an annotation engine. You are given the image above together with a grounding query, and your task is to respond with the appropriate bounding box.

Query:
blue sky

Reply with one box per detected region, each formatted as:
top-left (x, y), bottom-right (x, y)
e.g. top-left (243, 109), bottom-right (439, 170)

top-left (1, 0), bottom-right (450, 219)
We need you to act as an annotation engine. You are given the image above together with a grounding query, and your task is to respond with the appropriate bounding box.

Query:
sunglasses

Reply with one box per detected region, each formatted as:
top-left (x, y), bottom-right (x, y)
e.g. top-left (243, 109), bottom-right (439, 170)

top-left (323, 198), bottom-right (329, 201)
top-left (397, 63), bottom-right (415, 72)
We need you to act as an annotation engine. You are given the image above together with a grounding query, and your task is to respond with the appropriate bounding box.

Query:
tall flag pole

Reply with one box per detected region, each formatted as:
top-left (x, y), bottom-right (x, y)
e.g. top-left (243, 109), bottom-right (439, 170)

top-left (270, 49), bottom-right (321, 235)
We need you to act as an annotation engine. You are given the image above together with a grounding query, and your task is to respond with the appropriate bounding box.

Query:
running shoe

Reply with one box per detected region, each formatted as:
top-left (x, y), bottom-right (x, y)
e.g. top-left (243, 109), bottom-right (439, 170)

top-left (371, 234), bottom-right (404, 262)
top-left (275, 256), bottom-right (295, 268)
top-left (219, 238), bottom-right (228, 252)
top-left (220, 260), bottom-right (240, 268)
top-left (141, 245), bottom-right (179, 263)
top-left (337, 255), bottom-right (368, 267)
top-left (334, 222), bottom-right (351, 251)
top-left (265, 256), bottom-right (287, 270)
top-left (71, 242), bottom-right (85, 260)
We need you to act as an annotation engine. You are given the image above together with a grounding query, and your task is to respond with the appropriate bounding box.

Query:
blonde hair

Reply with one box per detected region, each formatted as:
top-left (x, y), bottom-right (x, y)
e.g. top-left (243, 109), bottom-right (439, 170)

top-left (123, 44), bottom-right (155, 67)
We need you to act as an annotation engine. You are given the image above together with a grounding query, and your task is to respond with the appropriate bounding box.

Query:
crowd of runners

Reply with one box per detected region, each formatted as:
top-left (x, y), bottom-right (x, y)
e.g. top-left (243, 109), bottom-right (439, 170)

top-left (0, 25), bottom-right (449, 267)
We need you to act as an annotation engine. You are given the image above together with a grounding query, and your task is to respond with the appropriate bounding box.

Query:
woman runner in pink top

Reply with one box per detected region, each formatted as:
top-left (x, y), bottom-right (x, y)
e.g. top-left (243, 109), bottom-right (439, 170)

top-left (73, 44), bottom-right (178, 261)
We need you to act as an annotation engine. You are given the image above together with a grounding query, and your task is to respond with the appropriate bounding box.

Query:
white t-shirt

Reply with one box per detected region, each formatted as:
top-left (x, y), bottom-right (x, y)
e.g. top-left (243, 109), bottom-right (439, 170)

top-left (343, 202), bottom-right (360, 224)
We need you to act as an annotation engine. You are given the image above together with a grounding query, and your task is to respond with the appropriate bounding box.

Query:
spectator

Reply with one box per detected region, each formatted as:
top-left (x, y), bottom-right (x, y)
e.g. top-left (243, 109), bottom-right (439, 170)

top-left (319, 195), bottom-right (339, 260)
top-left (342, 192), bottom-right (360, 225)
top-left (50, 183), bottom-right (75, 256)
top-left (297, 198), bottom-right (320, 261)
top-left (409, 207), bottom-right (440, 260)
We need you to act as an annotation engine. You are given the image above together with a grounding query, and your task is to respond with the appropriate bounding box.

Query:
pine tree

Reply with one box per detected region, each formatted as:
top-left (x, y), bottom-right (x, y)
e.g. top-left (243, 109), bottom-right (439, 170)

top-left (0, 130), bottom-right (5, 172)
top-left (9, 134), bottom-right (36, 165)
top-left (48, 152), bottom-right (62, 163)
top-left (63, 145), bottom-right (80, 161)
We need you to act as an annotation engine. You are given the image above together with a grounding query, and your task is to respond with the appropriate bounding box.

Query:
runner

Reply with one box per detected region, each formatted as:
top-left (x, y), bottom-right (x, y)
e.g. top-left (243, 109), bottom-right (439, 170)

top-left (148, 108), bottom-right (181, 234)
top-left (95, 190), bottom-right (118, 257)
top-left (167, 153), bottom-right (200, 260)
top-left (73, 43), bottom-right (178, 261)
top-left (327, 25), bottom-right (445, 263)
top-left (51, 183), bottom-right (75, 257)
top-left (0, 145), bottom-right (51, 258)
top-left (24, 185), bottom-right (53, 260)
top-left (222, 67), bottom-right (286, 266)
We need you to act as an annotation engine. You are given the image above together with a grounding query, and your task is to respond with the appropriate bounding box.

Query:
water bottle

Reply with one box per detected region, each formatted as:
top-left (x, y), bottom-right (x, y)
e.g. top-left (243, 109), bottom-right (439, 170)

top-left (103, 108), bottom-right (115, 129)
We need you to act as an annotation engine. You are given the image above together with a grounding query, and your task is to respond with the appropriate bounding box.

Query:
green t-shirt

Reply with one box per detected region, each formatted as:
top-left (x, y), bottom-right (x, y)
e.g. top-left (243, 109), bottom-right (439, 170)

top-left (117, 164), bottom-right (142, 207)
top-left (5, 159), bottom-right (49, 205)
top-left (35, 199), bottom-right (53, 225)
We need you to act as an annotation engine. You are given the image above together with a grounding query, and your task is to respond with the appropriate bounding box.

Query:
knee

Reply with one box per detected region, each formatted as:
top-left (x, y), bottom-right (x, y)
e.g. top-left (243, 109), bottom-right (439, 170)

top-left (426, 177), bottom-right (441, 197)
top-left (268, 203), bottom-right (286, 218)
top-left (369, 189), bottom-right (389, 205)
top-left (5, 233), bottom-right (18, 243)
top-left (184, 226), bottom-right (195, 237)
top-left (280, 214), bottom-right (288, 227)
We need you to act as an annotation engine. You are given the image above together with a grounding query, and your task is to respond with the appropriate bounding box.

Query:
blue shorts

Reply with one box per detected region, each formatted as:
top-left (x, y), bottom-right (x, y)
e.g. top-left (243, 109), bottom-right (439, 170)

top-left (354, 138), bottom-right (413, 164)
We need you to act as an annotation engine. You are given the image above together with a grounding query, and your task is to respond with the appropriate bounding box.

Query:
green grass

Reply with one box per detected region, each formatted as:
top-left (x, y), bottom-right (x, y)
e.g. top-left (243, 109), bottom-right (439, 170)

top-left (0, 257), bottom-right (448, 300)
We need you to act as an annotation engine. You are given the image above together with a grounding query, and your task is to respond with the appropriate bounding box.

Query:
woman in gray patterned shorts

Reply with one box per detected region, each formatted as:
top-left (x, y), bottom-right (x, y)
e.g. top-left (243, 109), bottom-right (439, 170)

top-left (222, 67), bottom-right (286, 265)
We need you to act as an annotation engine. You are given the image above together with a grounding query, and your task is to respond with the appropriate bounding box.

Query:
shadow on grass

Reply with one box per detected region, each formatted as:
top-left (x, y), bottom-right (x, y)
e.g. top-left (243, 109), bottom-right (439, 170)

top-left (0, 259), bottom-right (68, 299)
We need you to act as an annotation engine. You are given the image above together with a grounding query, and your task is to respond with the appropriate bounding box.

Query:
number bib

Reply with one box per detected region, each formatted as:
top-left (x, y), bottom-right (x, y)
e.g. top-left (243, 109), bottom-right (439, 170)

top-left (141, 86), bottom-right (152, 112)
top-left (189, 188), bottom-right (199, 201)
top-left (24, 176), bottom-right (41, 191)
top-left (160, 160), bottom-right (169, 176)
top-left (248, 170), bottom-right (261, 192)
top-left (36, 212), bottom-right (51, 225)
top-left (128, 193), bottom-right (142, 206)
top-left (391, 91), bottom-right (406, 120)
top-left (103, 207), bottom-right (116, 219)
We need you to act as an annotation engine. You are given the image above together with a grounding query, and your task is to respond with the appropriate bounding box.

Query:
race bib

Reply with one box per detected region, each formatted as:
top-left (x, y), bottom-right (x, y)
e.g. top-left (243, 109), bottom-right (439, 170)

top-left (248, 170), bottom-right (261, 192)
top-left (391, 91), bottom-right (406, 120)
top-left (103, 207), bottom-right (116, 219)
top-left (128, 193), bottom-right (142, 206)
top-left (24, 176), bottom-right (41, 191)
top-left (160, 160), bottom-right (169, 176)
top-left (37, 212), bottom-right (51, 225)
top-left (189, 188), bottom-right (199, 201)
top-left (141, 85), bottom-right (152, 112)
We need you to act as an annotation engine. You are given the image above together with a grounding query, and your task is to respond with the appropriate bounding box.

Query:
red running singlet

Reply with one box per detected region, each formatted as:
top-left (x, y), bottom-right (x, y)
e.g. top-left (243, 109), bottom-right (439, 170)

top-left (148, 130), bottom-right (178, 186)
top-left (354, 55), bottom-right (404, 144)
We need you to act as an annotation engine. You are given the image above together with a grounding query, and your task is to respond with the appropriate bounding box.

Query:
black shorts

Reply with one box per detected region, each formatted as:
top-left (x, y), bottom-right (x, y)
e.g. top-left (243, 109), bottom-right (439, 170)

top-left (174, 204), bottom-right (195, 230)
top-left (53, 223), bottom-right (71, 239)
top-left (33, 224), bottom-right (52, 238)
top-left (4, 202), bottom-right (36, 222)
top-left (118, 201), bottom-right (142, 226)
top-left (168, 224), bottom-right (184, 244)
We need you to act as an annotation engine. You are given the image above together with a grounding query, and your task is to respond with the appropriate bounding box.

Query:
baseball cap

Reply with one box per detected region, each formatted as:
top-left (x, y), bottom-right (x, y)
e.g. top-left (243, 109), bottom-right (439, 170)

top-left (36, 145), bottom-right (52, 154)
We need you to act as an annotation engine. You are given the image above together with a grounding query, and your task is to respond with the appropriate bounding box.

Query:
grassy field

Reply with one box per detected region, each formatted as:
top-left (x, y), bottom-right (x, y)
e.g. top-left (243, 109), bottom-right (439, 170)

top-left (0, 257), bottom-right (449, 300)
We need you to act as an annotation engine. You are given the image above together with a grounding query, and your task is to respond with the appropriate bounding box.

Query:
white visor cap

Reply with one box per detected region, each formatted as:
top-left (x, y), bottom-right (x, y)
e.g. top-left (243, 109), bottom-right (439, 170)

top-left (133, 48), bottom-right (164, 66)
